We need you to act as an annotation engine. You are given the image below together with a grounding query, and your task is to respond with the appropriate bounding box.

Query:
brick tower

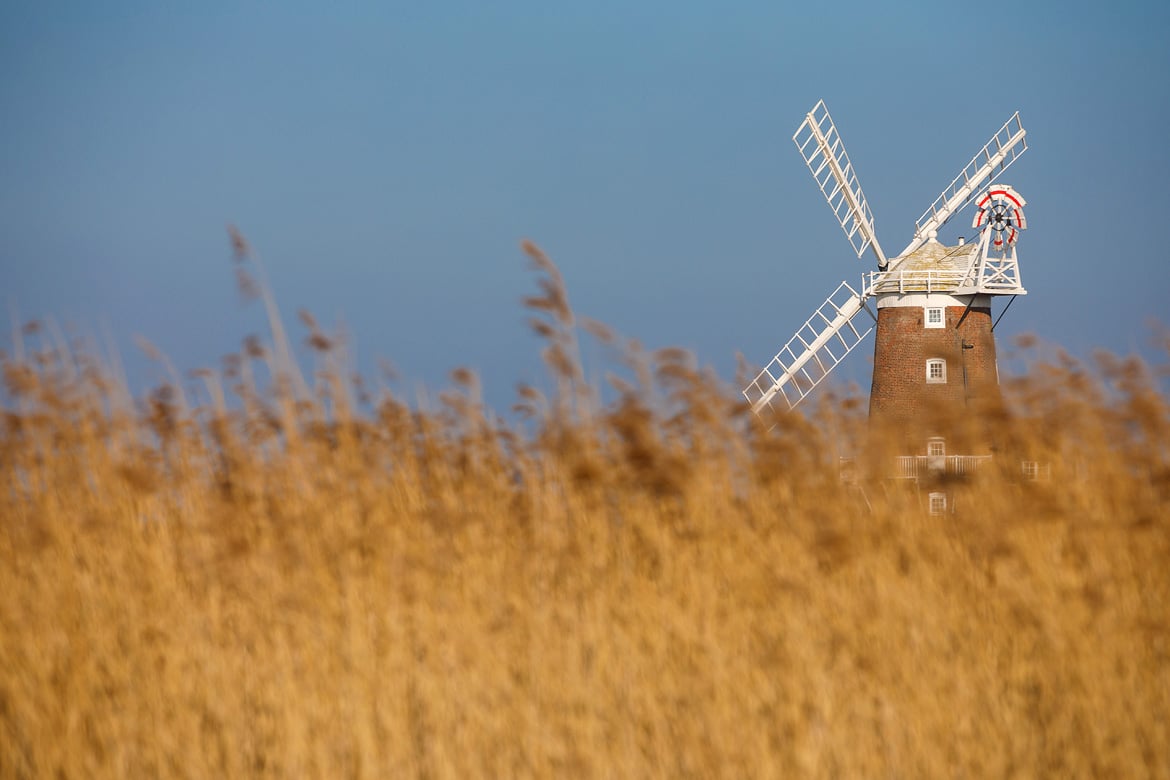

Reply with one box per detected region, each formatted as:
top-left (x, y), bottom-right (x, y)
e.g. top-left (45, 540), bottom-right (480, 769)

top-left (867, 241), bottom-right (1003, 439)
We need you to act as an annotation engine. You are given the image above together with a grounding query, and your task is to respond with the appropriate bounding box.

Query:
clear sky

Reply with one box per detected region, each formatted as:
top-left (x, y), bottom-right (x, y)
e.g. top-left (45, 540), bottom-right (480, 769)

top-left (3, 1), bottom-right (1169, 413)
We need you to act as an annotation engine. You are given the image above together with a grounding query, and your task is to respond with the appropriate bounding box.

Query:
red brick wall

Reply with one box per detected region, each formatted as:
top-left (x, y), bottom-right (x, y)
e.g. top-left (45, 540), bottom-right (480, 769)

top-left (868, 300), bottom-right (1001, 444)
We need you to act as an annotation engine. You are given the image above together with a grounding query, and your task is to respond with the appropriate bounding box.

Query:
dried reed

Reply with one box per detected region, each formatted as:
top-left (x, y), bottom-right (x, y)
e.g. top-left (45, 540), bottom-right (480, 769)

top-left (0, 239), bottom-right (1167, 778)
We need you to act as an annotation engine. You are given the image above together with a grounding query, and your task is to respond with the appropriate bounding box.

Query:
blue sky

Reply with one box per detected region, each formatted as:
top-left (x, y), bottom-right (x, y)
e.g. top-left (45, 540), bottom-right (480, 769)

top-left (3, 2), bottom-right (1169, 412)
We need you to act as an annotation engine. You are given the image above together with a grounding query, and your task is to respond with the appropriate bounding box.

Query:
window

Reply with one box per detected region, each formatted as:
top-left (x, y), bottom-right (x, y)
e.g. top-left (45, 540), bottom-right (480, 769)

top-left (925, 306), bottom-right (944, 329)
top-left (1021, 461), bottom-right (1044, 481)
top-left (927, 438), bottom-right (946, 457)
top-left (926, 359), bottom-right (947, 384)
top-left (928, 492), bottom-right (947, 516)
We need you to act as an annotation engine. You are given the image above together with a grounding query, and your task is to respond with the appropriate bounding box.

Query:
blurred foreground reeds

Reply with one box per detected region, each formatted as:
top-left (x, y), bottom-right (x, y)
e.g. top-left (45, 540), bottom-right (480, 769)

top-left (1, 240), bottom-right (1168, 778)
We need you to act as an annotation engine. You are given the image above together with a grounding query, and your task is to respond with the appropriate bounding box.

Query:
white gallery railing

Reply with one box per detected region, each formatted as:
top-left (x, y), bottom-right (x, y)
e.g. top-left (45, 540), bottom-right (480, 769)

top-left (895, 455), bottom-right (991, 478)
top-left (865, 269), bottom-right (973, 295)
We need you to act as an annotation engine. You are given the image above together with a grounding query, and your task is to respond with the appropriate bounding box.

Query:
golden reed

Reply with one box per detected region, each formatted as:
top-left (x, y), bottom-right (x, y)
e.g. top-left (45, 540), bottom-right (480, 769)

top-left (1, 239), bottom-right (1167, 777)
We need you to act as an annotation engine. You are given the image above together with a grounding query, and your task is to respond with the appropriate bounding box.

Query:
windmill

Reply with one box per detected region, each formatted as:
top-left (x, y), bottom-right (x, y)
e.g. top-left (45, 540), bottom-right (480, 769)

top-left (743, 100), bottom-right (1028, 445)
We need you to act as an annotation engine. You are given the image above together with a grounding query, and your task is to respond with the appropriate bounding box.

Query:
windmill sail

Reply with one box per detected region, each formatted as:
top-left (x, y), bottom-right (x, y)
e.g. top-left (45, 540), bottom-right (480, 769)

top-left (743, 280), bottom-right (874, 415)
top-left (793, 100), bottom-right (888, 268)
top-left (903, 112), bottom-right (1027, 257)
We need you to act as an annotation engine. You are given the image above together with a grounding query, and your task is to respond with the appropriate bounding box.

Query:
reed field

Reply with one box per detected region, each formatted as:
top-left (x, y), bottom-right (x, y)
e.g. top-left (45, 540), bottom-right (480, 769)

top-left (2, 239), bottom-right (1168, 778)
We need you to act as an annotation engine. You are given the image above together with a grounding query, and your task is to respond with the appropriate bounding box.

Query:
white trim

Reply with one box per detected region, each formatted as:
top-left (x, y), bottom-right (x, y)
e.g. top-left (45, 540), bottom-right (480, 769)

top-left (874, 292), bottom-right (989, 310)
top-left (926, 358), bottom-right (947, 384)
top-left (924, 306), bottom-right (945, 328)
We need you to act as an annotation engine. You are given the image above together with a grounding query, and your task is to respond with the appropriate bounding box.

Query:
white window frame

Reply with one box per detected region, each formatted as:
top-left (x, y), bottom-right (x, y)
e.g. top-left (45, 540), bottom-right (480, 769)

top-left (1022, 461), bottom-right (1041, 481)
top-left (927, 437), bottom-right (946, 457)
top-left (924, 306), bottom-right (945, 329)
top-left (926, 358), bottom-right (947, 384)
top-left (928, 492), bottom-right (947, 516)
